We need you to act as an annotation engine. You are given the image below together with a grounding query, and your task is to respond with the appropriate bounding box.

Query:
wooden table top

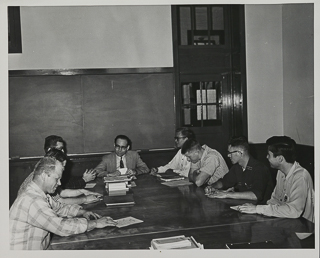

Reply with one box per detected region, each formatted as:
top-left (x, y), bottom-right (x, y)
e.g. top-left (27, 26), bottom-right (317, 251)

top-left (50, 174), bottom-right (314, 250)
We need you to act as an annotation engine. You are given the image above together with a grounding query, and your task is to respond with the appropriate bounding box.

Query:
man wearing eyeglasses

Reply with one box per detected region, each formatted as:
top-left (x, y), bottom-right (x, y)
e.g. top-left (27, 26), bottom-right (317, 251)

top-left (95, 135), bottom-right (149, 177)
top-left (237, 136), bottom-right (314, 223)
top-left (150, 127), bottom-right (195, 177)
top-left (205, 135), bottom-right (274, 204)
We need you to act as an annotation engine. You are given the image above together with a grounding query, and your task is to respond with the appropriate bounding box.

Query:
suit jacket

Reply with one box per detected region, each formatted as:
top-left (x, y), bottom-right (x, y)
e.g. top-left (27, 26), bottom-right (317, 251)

top-left (95, 150), bottom-right (149, 177)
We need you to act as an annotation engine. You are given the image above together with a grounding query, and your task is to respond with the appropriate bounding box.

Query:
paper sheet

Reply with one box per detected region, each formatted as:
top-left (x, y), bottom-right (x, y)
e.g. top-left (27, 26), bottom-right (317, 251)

top-left (114, 216), bottom-right (143, 228)
top-left (230, 205), bottom-right (241, 211)
top-left (84, 183), bottom-right (96, 188)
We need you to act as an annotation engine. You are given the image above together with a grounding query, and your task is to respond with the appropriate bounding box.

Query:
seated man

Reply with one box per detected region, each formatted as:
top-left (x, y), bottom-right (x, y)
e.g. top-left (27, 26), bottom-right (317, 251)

top-left (150, 127), bottom-right (195, 177)
top-left (45, 135), bottom-right (96, 188)
top-left (205, 136), bottom-right (274, 204)
top-left (238, 136), bottom-right (314, 222)
top-left (181, 139), bottom-right (228, 187)
top-left (17, 149), bottom-right (102, 205)
top-left (95, 135), bottom-right (149, 177)
top-left (10, 156), bottom-right (117, 250)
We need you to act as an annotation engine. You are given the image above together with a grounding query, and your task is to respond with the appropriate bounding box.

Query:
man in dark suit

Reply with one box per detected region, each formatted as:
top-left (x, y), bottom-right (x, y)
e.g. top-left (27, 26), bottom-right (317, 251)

top-left (95, 135), bottom-right (149, 177)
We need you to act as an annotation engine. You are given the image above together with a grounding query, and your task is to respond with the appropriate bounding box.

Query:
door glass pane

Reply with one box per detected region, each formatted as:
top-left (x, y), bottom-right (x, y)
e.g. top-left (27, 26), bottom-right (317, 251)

top-left (179, 6), bottom-right (191, 45)
top-left (211, 7), bottom-right (224, 30)
top-left (195, 7), bottom-right (207, 30)
top-left (181, 81), bottom-right (221, 127)
top-left (211, 7), bottom-right (224, 45)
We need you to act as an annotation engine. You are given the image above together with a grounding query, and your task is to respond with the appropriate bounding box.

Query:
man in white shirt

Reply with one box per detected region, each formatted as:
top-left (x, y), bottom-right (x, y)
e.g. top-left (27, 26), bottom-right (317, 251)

top-left (150, 127), bottom-right (195, 177)
top-left (238, 136), bottom-right (314, 223)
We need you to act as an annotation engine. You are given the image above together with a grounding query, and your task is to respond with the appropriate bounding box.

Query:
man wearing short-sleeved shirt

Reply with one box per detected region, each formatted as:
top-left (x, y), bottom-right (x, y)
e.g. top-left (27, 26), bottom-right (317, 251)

top-left (205, 136), bottom-right (274, 204)
top-left (181, 139), bottom-right (228, 187)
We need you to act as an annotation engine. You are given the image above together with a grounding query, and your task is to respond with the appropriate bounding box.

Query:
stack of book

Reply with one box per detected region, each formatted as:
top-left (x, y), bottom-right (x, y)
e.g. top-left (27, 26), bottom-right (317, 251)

top-left (150, 235), bottom-right (203, 250)
top-left (104, 175), bottom-right (133, 196)
top-left (107, 182), bottom-right (129, 196)
top-left (103, 175), bottom-right (135, 207)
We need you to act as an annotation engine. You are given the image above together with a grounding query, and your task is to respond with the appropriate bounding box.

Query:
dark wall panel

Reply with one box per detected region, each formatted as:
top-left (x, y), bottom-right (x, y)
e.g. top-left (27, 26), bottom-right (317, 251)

top-left (82, 74), bottom-right (175, 152)
top-left (9, 76), bottom-right (84, 157)
top-left (9, 73), bottom-right (175, 157)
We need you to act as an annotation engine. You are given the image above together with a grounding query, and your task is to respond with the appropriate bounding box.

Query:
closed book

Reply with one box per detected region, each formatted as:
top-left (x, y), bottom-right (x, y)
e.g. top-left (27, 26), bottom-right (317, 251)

top-left (108, 189), bottom-right (128, 196)
top-left (104, 193), bottom-right (135, 206)
top-left (104, 175), bottom-right (132, 183)
top-left (225, 240), bottom-right (275, 249)
top-left (160, 176), bottom-right (185, 182)
top-left (151, 235), bottom-right (201, 250)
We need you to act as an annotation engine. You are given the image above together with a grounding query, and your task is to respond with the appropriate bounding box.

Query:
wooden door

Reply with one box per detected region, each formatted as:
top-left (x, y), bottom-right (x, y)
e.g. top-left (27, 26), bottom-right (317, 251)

top-left (172, 5), bottom-right (247, 161)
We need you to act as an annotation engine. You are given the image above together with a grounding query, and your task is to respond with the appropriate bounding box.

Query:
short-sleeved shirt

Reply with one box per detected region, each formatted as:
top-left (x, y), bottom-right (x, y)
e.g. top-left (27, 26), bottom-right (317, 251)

top-left (191, 145), bottom-right (229, 185)
top-left (220, 157), bottom-right (274, 204)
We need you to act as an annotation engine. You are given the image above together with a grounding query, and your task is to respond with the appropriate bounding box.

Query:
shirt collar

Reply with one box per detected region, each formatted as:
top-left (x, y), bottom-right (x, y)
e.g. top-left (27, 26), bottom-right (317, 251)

top-left (285, 161), bottom-right (298, 179)
top-left (28, 181), bottom-right (47, 199)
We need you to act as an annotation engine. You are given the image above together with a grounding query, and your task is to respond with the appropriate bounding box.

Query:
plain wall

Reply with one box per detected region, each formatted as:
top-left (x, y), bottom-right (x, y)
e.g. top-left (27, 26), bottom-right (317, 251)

top-left (245, 5), bottom-right (284, 143)
top-left (282, 4), bottom-right (314, 146)
top-left (9, 6), bottom-right (173, 70)
top-left (245, 4), bottom-right (313, 146)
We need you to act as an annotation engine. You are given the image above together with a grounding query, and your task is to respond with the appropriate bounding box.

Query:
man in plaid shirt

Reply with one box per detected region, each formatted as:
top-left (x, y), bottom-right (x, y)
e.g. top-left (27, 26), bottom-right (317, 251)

top-left (10, 156), bottom-right (117, 250)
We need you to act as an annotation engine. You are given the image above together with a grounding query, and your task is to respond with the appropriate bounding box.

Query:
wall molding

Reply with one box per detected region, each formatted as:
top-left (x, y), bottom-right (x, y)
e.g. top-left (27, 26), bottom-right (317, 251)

top-left (9, 67), bottom-right (174, 77)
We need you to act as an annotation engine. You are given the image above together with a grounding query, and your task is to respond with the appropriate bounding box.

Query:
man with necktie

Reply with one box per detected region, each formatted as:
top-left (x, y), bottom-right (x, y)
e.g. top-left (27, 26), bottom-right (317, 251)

top-left (94, 135), bottom-right (149, 177)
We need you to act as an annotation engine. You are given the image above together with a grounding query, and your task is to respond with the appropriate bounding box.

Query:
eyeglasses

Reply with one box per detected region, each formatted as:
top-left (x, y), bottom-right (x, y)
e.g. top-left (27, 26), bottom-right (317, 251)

top-left (115, 144), bottom-right (128, 150)
top-left (174, 136), bottom-right (186, 141)
top-left (227, 150), bottom-right (242, 155)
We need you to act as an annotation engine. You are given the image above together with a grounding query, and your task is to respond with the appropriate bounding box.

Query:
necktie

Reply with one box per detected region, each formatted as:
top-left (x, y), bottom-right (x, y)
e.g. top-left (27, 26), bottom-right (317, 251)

top-left (120, 157), bottom-right (124, 168)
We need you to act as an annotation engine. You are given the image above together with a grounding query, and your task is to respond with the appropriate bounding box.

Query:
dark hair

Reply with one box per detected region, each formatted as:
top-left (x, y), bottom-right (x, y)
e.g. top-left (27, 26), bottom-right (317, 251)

top-left (44, 135), bottom-right (65, 153)
top-left (114, 135), bottom-right (132, 147)
top-left (176, 127), bottom-right (196, 140)
top-left (181, 139), bottom-right (201, 154)
top-left (266, 136), bottom-right (296, 163)
top-left (228, 135), bottom-right (250, 153)
top-left (44, 148), bottom-right (67, 163)
top-left (33, 156), bottom-right (58, 177)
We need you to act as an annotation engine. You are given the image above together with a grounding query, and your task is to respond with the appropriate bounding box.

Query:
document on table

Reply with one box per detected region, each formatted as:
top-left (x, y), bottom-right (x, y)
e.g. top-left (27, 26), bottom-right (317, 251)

top-left (161, 178), bottom-right (193, 187)
top-left (230, 205), bottom-right (241, 211)
top-left (85, 183), bottom-right (96, 188)
top-left (114, 216), bottom-right (144, 228)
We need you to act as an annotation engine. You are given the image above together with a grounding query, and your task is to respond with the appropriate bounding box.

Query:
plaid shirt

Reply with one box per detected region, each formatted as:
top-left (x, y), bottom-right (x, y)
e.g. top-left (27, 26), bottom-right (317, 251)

top-left (17, 171), bottom-right (62, 201)
top-left (10, 181), bottom-right (88, 250)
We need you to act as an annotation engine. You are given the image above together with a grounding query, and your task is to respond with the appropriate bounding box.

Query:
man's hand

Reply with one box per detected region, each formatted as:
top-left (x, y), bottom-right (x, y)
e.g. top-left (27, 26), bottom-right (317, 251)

top-left (79, 189), bottom-right (102, 197)
top-left (206, 187), bottom-right (234, 199)
top-left (150, 167), bottom-right (158, 176)
top-left (86, 216), bottom-right (117, 231)
top-left (238, 203), bottom-right (257, 214)
top-left (83, 211), bottom-right (101, 220)
top-left (84, 194), bottom-right (102, 204)
top-left (204, 185), bottom-right (216, 195)
top-left (82, 169), bottom-right (97, 182)
top-left (207, 190), bottom-right (228, 199)
top-left (95, 216), bottom-right (118, 228)
top-left (126, 169), bottom-right (136, 176)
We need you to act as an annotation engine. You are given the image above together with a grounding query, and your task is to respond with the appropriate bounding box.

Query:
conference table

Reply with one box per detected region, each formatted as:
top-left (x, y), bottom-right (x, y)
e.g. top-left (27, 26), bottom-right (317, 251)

top-left (50, 174), bottom-right (314, 250)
